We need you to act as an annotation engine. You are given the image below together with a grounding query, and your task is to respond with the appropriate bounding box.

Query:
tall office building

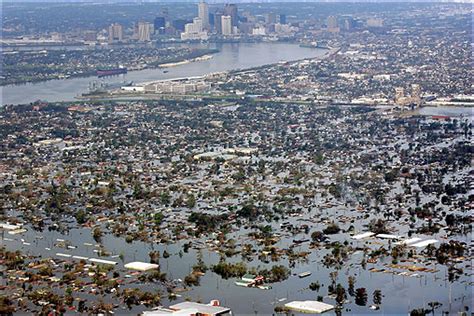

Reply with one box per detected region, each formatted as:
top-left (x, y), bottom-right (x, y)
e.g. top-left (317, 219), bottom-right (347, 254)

top-left (154, 16), bottom-right (166, 34)
top-left (395, 87), bottom-right (405, 105)
top-left (138, 22), bottom-right (153, 42)
top-left (279, 14), bottom-right (286, 25)
top-left (172, 19), bottom-right (189, 32)
top-left (327, 16), bottom-right (338, 29)
top-left (214, 11), bottom-right (223, 34)
top-left (224, 4), bottom-right (238, 27)
top-left (154, 16), bottom-right (166, 29)
top-left (221, 15), bottom-right (232, 36)
top-left (198, 1), bottom-right (210, 30)
top-left (108, 23), bottom-right (123, 43)
top-left (343, 17), bottom-right (355, 31)
top-left (367, 18), bottom-right (384, 27)
top-left (411, 84), bottom-right (421, 105)
top-left (265, 12), bottom-right (276, 25)
top-left (181, 17), bottom-right (208, 40)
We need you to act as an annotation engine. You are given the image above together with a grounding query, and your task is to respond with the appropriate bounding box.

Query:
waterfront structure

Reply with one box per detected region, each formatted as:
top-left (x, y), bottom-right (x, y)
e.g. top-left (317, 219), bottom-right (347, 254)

top-left (144, 80), bottom-right (210, 94)
top-left (221, 15), bottom-right (232, 36)
top-left (395, 85), bottom-right (422, 106)
top-left (252, 25), bottom-right (266, 36)
top-left (108, 23), bottom-right (123, 43)
top-left (198, 1), bottom-right (210, 30)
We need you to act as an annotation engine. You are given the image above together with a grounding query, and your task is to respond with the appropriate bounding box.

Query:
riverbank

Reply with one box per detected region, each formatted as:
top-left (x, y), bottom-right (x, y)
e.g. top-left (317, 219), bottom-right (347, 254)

top-left (1, 48), bottom-right (218, 87)
top-left (2, 43), bottom-right (328, 105)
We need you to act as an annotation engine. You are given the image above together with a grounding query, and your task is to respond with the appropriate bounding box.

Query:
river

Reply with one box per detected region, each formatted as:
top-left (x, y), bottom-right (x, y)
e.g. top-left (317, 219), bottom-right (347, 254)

top-left (1, 42), bottom-right (328, 106)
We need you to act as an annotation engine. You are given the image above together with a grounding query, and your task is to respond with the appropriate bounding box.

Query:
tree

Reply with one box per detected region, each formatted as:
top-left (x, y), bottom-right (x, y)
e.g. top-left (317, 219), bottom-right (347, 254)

top-left (335, 284), bottom-right (346, 306)
top-left (348, 276), bottom-right (356, 296)
top-left (323, 223), bottom-right (340, 235)
top-left (75, 210), bottom-right (88, 224)
top-left (427, 302), bottom-right (442, 315)
top-left (92, 226), bottom-right (103, 242)
top-left (445, 214), bottom-right (455, 226)
top-left (309, 282), bottom-right (320, 291)
top-left (355, 288), bottom-right (368, 306)
top-left (149, 251), bottom-right (160, 264)
top-left (186, 193), bottom-right (196, 208)
top-left (368, 218), bottom-right (389, 234)
top-left (373, 289), bottom-right (382, 305)
top-left (410, 308), bottom-right (427, 316)
top-left (0, 296), bottom-right (15, 315)
top-left (328, 271), bottom-right (338, 294)
top-left (154, 212), bottom-right (164, 227)
top-left (311, 231), bottom-right (325, 242)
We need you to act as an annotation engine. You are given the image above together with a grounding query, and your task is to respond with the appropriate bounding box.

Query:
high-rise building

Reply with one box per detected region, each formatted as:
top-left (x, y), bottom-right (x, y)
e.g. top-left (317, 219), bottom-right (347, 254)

top-left (279, 14), bottom-right (286, 25)
top-left (214, 11), bottom-right (223, 34)
top-left (181, 17), bottom-right (208, 40)
top-left (395, 87), bottom-right (405, 105)
top-left (154, 16), bottom-right (166, 29)
top-left (224, 4), bottom-right (238, 27)
top-left (172, 19), bottom-right (189, 32)
top-left (265, 12), bottom-right (276, 25)
top-left (343, 17), bottom-right (355, 31)
top-left (198, 1), bottom-right (210, 30)
top-left (108, 23), bottom-right (123, 43)
top-left (138, 22), bottom-right (153, 42)
top-left (367, 18), bottom-right (384, 27)
top-left (327, 16), bottom-right (338, 29)
top-left (221, 15), bottom-right (232, 36)
top-left (411, 84), bottom-right (422, 105)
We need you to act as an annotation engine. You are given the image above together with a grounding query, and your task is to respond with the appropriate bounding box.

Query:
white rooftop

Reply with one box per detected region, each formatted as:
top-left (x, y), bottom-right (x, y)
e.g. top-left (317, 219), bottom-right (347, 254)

top-left (352, 232), bottom-right (375, 240)
top-left (285, 300), bottom-right (335, 314)
top-left (410, 239), bottom-right (439, 248)
top-left (125, 261), bottom-right (160, 271)
top-left (395, 237), bottom-right (422, 246)
top-left (376, 234), bottom-right (402, 240)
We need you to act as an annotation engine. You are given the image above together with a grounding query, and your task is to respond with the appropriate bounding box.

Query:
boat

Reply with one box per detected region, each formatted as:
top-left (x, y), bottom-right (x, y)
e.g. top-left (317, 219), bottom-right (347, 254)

top-left (298, 271), bottom-right (312, 278)
top-left (96, 67), bottom-right (127, 77)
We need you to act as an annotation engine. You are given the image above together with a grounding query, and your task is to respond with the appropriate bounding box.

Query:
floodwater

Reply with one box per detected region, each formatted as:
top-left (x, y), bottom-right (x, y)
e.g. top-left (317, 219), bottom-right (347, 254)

top-left (4, 193), bottom-right (471, 315)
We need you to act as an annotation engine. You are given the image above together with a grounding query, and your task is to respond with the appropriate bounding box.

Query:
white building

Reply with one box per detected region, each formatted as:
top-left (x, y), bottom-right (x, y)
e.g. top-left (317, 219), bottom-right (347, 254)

top-left (108, 23), bottom-right (123, 43)
top-left (138, 22), bottom-right (153, 42)
top-left (198, 1), bottom-right (209, 30)
top-left (181, 17), bottom-right (208, 40)
top-left (221, 15), bottom-right (232, 36)
top-left (252, 25), bottom-right (266, 36)
top-left (367, 18), bottom-right (384, 27)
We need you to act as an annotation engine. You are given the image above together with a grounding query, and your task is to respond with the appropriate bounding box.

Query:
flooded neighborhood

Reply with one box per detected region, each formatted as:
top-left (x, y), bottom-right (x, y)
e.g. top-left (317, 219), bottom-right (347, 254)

top-left (1, 1), bottom-right (472, 315)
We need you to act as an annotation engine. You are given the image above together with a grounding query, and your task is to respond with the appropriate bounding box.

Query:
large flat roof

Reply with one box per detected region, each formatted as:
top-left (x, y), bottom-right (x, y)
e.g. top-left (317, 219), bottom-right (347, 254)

top-left (170, 302), bottom-right (231, 315)
top-left (285, 300), bottom-right (335, 314)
